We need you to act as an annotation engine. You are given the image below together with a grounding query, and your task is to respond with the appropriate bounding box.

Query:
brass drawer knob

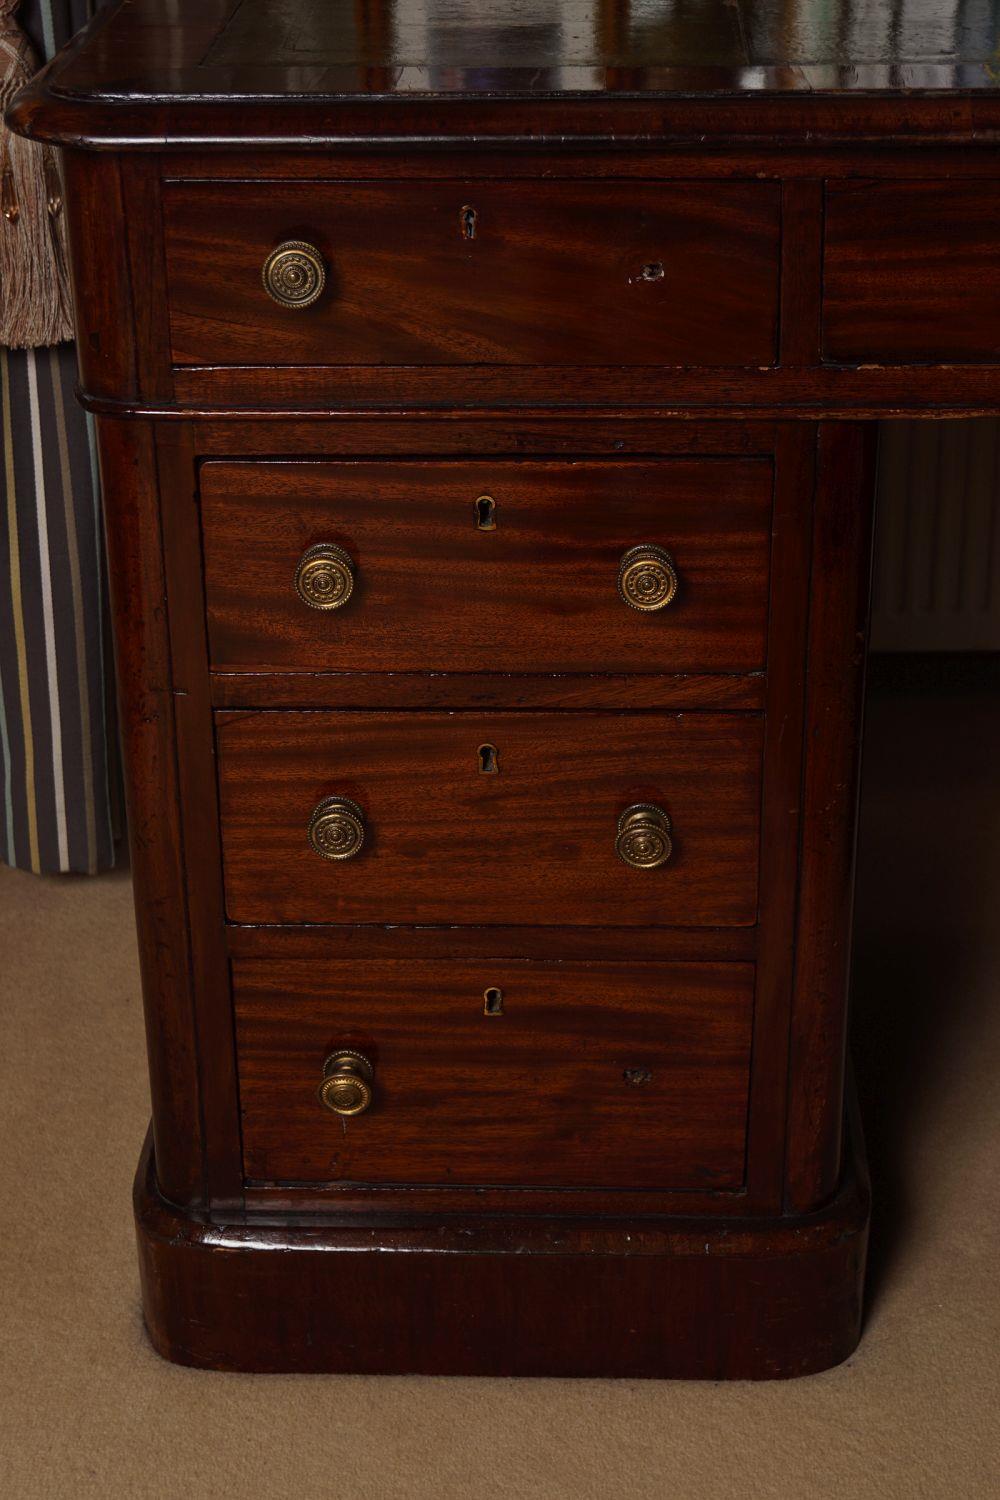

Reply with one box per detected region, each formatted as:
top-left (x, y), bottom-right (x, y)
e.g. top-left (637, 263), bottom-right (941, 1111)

top-left (618, 544), bottom-right (679, 612)
top-left (318, 1051), bottom-right (374, 1116)
top-left (616, 804), bottom-right (673, 869)
top-left (308, 796), bottom-right (366, 861)
top-left (294, 542), bottom-right (355, 610)
top-left (262, 239), bottom-right (326, 309)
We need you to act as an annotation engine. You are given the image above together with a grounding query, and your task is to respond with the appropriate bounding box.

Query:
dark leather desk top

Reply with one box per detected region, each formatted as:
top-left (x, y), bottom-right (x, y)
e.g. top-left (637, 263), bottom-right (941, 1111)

top-left (10, 0), bottom-right (1000, 146)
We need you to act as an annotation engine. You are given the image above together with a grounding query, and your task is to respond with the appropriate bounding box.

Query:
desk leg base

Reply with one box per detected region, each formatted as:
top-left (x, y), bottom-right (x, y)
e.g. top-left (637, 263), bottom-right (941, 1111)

top-left (135, 1120), bottom-right (869, 1379)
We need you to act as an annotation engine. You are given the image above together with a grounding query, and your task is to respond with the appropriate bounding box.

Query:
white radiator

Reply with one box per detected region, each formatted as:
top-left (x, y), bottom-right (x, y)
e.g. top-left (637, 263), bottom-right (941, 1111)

top-left (872, 420), bottom-right (1000, 651)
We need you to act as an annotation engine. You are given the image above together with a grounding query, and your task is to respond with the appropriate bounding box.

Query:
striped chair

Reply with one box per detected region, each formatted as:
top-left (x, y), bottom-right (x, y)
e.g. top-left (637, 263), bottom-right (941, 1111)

top-left (1, 0), bottom-right (116, 873)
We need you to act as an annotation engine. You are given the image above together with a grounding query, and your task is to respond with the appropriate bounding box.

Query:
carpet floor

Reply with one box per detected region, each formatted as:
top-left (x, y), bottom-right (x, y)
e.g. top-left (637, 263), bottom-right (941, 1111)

top-left (1, 665), bottom-right (998, 1499)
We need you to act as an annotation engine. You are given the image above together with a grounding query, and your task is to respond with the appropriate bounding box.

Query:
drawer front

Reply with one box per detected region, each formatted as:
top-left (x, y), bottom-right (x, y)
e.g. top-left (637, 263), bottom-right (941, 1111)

top-left (234, 958), bottom-right (754, 1190)
top-left (217, 711), bottom-right (763, 927)
top-left (824, 181), bottom-right (1000, 363)
top-left (201, 458), bottom-right (773, 675)
top-left (164, 180), bottom-right (780, 368)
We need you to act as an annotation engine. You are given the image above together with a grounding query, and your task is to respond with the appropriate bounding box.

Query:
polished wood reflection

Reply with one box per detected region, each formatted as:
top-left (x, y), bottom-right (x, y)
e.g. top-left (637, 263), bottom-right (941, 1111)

top-left (24, 0), bottom-right (1000, 99)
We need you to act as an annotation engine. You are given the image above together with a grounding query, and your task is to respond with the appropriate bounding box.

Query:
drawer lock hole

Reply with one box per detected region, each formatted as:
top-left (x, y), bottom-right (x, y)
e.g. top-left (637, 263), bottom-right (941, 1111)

top-left (478, 743), bottom-right (499, 775)
top-left (483, 987), bottom-right (504, 1016)
top-left (475, 494), bottom-right (497, 530)
top-left (461, 204), bottom-right (478, 240)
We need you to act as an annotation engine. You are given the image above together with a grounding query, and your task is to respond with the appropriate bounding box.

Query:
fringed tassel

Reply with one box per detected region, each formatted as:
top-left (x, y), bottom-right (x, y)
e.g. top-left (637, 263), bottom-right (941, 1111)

top-left (1, 1), bottom-right (73, 348)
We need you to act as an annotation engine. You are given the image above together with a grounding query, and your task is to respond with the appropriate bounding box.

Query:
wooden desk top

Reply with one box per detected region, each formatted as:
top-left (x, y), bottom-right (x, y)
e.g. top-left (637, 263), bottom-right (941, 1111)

top-left (10, 0), bottom-right (1000, 146)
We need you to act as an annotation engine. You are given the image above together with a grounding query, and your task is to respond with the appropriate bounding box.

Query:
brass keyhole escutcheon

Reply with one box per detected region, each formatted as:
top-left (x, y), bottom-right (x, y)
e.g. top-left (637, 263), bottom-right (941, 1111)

top-left (475, 494), bottom-right (497, 530)
top-left (261, 240), bottom-right (327, 309)
top-left (618, 545), bottom-right (679, 612)
top-left (483, 986), bottom-right (504, 1016)
top-left (307, 796), bottom-right (366, 861)
top-left (615, 804), bottom-right (673, 869)
top-left (478, 743), bottom-right (499, 774)
top-left (318, 1050), bottom-right (374, 1116)
top-left (294, 542), bottom-right (355, 611)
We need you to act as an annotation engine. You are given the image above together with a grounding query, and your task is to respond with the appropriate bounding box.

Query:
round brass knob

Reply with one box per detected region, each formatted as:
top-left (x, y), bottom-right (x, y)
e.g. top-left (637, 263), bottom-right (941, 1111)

top-left (616, 804), bottom-right (673, 869)
top-left (294, 543), bottom-right (355, 611)
top-left (618, 545), bottom-right (679, 612)
top-left (308, 796), bottom-right (366, 861)
top-left (262, 239), bottom-right (326, 309)
top-left (318, 1050), bottom-right (374, 1116)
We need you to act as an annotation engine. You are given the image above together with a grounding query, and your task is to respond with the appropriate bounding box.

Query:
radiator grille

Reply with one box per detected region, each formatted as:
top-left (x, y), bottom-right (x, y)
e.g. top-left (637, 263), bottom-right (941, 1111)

top-left (872, 420), bottom-right (1000, 651)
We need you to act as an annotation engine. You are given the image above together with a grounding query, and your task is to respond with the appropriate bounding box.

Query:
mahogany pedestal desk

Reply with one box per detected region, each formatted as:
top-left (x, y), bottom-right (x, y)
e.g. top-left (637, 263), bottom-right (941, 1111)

top-left (11, 0), bottom-right (999, 1378)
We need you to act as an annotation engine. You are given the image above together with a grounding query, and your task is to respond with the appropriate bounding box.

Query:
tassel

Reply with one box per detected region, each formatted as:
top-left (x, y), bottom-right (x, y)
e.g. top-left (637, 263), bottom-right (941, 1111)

top-left (1, 0), bottom-right (73, 347)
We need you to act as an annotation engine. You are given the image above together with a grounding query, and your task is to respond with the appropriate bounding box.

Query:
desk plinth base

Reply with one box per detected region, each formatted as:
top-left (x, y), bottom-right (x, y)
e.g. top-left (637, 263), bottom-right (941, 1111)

top-left (135, 1126), bottom-right (868, 1380)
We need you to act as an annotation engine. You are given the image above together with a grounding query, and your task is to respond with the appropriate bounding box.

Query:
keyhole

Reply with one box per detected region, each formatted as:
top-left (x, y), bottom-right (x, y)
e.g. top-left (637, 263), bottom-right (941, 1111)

top-left (475, 494), bottom-right (496, 530)
top-left (478, 743), bottom-right (499, 774)
top-left (623, 1067), bottom-right (653, 1086)
top-left (483, 987), bottom-right (504, 1016)
top-left (461, 205), bottom-right (478, 240)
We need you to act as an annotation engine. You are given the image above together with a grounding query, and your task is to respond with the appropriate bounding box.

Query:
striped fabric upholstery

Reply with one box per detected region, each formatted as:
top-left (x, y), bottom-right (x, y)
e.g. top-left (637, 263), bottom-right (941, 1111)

top-left (0, 0), bottom-right (115, 874)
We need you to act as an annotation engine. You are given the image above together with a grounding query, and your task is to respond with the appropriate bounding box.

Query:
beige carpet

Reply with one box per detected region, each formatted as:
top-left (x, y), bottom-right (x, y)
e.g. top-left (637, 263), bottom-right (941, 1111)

top-left (2, 666), bottom-right (998, 1499)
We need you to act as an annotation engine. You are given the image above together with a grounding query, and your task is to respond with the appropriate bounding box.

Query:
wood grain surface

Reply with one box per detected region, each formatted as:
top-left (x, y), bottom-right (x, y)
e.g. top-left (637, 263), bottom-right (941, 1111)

top-left (824, 180), bottom-right (1000, 364)
top-left (234, 958), bottom-right (754, 1189)
top-left (135, 1114), bottom-right (870, 1377)
top-left (216, 709), bottom-right (764, 927)
top-left (201, 458), bottom-right (772, 675)
top-left (164, 180), bottom-right (780, 369)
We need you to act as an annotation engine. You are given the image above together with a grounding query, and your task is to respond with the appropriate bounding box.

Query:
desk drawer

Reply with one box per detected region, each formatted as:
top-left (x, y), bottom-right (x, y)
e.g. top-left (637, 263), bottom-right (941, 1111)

top-left (217, 710), bottom-right (763, 927)
top-left (824, 180), bottom-right (1000, 363)
top-left (201, 458), bottom-right (773, 675)
top-left (164, 180), bottom-right (780, 368)
top-left (234, 958), bottom-right (754, 1190)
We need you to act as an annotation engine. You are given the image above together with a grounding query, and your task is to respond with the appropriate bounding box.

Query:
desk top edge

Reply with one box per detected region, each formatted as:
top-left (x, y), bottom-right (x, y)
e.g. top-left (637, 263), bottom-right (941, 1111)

top-left (9, 0), bottom-right (1000, 149)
